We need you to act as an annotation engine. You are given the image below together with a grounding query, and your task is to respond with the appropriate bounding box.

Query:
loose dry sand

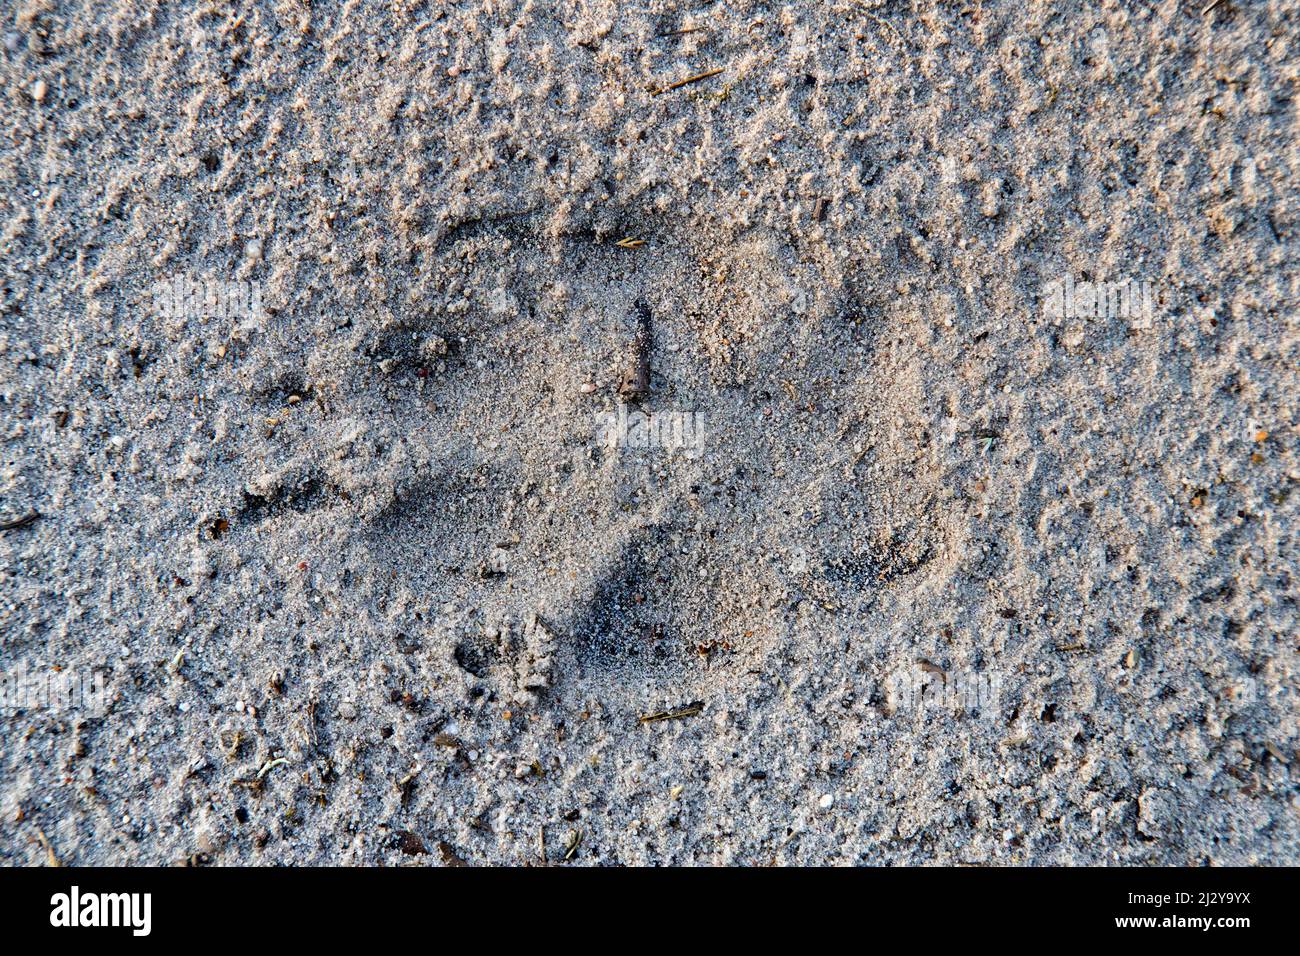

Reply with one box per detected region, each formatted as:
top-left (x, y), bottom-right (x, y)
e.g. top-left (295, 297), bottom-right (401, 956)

top-left (0, 0), bottom-right (1296, 865)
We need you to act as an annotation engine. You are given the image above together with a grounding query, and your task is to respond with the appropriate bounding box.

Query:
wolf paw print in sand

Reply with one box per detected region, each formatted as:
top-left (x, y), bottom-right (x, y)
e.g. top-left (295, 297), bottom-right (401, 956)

top-left (262, 219), bottom-right (962, 704)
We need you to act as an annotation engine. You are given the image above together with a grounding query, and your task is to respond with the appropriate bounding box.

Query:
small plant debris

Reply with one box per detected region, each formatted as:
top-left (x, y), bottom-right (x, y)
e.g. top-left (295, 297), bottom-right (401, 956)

top-left (650, 67), bottom-right (723, 96)
top-left (0, 510), bottom-right (41, 531)
top-left (563, 828), bottom-right (582, 861)
top-left (639, 701), bottom-right (704, 724)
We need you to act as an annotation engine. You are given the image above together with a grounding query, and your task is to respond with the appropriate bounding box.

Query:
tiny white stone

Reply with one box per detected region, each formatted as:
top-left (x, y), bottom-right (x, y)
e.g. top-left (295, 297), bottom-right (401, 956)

top-left (818, 793), bottom-right (835, 810)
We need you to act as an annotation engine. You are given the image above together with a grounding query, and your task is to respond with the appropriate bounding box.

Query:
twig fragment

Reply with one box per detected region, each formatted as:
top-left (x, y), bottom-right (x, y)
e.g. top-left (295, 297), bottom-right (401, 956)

top-left (0, 510), bottom-right (40, 531)
top-left (256, 757), bottom-right (288, 780)
top-left (639, 702), bottom-right (704, 723)
top-left (650, 68), bottom-right (723, 96)
top-left (563, 828), bottom-right (582, 860)
top-left (34, 827), bottom-right (62, 867)
top-left (306, 700), bottom-right (318, 749)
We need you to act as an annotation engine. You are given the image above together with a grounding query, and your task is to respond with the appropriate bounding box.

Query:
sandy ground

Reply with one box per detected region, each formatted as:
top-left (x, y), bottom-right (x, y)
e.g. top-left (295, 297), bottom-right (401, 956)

top-left (0, 0), bottom-right (1296, 865)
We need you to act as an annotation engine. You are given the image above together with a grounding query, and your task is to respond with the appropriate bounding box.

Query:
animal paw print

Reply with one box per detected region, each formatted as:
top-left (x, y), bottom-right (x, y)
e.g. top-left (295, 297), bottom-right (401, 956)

top-left (448, 608), bottom-right (557, 707)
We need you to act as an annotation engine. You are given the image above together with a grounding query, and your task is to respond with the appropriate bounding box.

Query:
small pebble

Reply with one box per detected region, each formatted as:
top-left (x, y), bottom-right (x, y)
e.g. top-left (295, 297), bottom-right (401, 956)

top-left (579, 382), bottom-right (597, 394)
top-left (31, 79), bottom-right (47, 103)
top-left (818, 792), bottom-right (835, 810)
